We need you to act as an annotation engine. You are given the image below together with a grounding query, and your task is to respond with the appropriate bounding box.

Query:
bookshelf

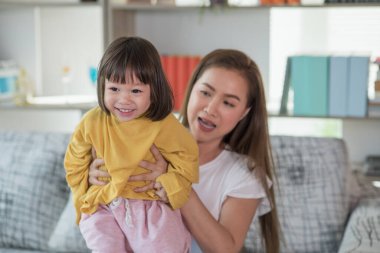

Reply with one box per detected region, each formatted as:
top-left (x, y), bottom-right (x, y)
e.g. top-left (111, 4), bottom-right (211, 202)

top-left (1, 1), bottom-right (380, 162)
top-left (0, 0), bottom-right (105, 98)
top-left (105, 2), bottom-right (380, 163)
top-left (0, 0), bottom-right (102, 8)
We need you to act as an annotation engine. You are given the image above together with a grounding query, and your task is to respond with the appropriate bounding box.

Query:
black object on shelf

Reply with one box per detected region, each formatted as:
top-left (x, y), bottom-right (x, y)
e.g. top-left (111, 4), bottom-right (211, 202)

top-left (365, 155), bottom-right (380, 176)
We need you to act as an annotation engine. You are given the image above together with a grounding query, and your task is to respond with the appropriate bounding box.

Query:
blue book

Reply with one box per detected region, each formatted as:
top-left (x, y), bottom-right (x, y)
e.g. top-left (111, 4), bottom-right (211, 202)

top-left (347, 56), bottom-right (369, 117)
top-left (328, 56), bottom-right (349, 117)
top-left (291, 55), bottom-right (329, 116)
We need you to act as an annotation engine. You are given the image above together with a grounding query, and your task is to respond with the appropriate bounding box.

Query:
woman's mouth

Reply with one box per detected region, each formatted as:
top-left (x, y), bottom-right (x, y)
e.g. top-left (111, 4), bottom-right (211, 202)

top-left (198, 117), bottom-right (216, 131)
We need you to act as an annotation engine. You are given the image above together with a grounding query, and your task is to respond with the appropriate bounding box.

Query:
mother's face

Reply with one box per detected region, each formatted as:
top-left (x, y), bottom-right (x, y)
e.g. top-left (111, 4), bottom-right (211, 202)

top-left (187, 67), bottom-right (250, 146)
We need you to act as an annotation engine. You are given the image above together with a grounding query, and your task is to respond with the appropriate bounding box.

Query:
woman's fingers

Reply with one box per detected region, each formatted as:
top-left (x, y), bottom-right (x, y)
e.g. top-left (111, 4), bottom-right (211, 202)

top-left (151, 145), bottom-right (168, 172)
top-left (89, 176), bottom-right (107, 186)
top-left (89, 157), bottom-right (108, 186)
top-left (130, 145), bottom-right (168, 182)
top-left (90, 158), bottom-right (105, 171)
top-left (133, 181), bottom-right (155, 193)
top-left (154, 182), bottom-right (169, 203)
top-left (88, 167), bottom-right (109, 185)
top-left (129, 172), bottom-right (152, 182)
top-left (150, 144), bottom-right (163, 162)
top-left (91, 147), bottom-right (97, 159)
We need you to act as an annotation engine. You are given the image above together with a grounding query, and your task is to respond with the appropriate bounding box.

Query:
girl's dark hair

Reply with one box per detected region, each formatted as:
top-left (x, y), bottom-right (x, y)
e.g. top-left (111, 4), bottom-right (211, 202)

top-left (180, 49), bottom-right (280, 253)
top-left (97, 36), bottom-right (173, 121)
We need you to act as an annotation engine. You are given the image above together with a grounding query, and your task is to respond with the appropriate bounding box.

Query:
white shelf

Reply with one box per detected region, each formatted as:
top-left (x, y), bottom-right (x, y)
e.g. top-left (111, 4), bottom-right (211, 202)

top-left (110, 3), bottom-right (380, 10)
top-left (0, 1), bottom-right (101, 8)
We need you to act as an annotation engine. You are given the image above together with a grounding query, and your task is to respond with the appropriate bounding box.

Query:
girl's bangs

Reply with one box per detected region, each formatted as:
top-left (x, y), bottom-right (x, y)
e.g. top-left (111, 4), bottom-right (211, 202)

top-left (104, 53), bottom-right (148, 84)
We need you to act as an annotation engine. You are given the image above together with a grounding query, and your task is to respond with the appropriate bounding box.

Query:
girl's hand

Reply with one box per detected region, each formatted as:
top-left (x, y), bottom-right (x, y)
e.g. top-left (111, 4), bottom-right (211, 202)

top-left (88, 147), bottom-right (109, 186)
top-left (129, 144), bottom-right (168, 197)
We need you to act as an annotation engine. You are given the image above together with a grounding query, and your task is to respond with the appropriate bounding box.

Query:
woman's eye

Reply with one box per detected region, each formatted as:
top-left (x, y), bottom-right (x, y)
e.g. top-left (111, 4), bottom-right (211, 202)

top-left (200, 90), bottom-right (211, 97)
top-left (224, 101), bottom-right (235, 108)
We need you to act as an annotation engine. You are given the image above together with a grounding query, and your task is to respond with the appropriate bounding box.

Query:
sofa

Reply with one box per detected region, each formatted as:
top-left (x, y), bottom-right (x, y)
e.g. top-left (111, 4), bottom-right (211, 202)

top-left (0, 130), bottom-right (379, 253)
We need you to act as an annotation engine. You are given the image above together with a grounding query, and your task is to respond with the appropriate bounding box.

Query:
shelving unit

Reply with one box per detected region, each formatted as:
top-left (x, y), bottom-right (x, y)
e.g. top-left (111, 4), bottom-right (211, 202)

top-left (104, 2), bottom-right (380, 162)
top-left (1, 1), bottom-right (380, 161)
top-left (0, 0), bottom-right (105, 97)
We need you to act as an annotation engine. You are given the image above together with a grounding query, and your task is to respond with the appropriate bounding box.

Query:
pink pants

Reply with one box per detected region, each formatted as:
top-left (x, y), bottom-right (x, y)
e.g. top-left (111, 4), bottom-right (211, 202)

top-left (79, 198), bottom-right (190, 253)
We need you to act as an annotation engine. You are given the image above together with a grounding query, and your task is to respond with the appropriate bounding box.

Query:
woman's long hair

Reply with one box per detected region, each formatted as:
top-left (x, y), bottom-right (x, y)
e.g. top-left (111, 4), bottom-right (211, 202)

top-left (180, 49), bottom-right (280, 253)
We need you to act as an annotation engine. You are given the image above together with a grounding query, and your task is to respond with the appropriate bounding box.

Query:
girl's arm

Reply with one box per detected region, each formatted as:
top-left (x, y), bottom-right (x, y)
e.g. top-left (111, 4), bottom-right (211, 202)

top-left (181, 190), bottom-right (259, 253)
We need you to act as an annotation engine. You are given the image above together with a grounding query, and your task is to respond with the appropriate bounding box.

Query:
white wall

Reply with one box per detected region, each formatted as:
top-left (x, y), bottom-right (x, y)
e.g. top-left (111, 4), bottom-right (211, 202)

top-left (134, 8), bottom-right (271, 90)
top-left (343, 119), bottom-right (380, 163)
top-left (39, 6), bottom-right (103, 96)
top-left (0, 108), bottom-right (82, 133)
top-left (0, 8), bottom-right (38, 87)
top-left (0, 6), bottom-right (104, 97)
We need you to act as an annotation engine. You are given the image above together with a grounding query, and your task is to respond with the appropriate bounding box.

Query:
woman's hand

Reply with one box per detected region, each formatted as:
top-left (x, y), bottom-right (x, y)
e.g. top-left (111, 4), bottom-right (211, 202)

top-left (130, 144), bottom-right (168, 198)
top-left (89, 145), bottom-right (169, 202)
top-left (88, 147), bottom-right (109, 186)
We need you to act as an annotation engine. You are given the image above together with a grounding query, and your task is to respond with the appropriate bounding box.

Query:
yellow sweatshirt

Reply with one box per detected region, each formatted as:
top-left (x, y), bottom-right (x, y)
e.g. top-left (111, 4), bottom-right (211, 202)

top-left (65, 107), bottom-right (199, 224)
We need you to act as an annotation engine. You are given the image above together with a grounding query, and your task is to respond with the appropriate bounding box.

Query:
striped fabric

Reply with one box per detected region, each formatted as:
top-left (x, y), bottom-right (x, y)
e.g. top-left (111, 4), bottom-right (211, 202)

top-left (338, 197), bottom-right (380, 253)
top-left (0, 131), bottom-right (70, 251)
top-left (244, 136), bottom-right (358, 253)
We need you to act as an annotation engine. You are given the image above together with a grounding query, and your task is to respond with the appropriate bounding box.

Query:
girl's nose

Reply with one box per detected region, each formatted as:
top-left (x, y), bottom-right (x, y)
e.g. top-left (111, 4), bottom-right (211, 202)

top-left (119, 90), bottom-right (132, 104)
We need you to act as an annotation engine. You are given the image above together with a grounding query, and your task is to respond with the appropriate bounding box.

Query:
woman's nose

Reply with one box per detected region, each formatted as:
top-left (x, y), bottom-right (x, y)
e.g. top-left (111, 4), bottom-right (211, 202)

top-left (204, 99), bottom-right (218, 117)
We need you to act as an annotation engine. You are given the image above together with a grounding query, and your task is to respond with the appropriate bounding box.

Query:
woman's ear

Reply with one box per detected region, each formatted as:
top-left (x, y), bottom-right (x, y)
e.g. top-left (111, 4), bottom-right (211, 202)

top-left (239, 107), bottom-right (251, 121)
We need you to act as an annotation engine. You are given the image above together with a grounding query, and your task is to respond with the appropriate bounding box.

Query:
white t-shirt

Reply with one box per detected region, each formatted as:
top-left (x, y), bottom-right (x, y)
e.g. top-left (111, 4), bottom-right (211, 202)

top-left (190, 149), bottom-right (271, 253)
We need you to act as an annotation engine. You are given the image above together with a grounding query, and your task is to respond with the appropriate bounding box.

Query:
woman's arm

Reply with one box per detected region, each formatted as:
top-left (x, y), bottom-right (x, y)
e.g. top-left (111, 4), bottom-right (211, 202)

top-left (135, 147), bottom-right (259, 252)
top-left (181, 190), bottom-right (259, 253)
top-left (88, 146), bottom-right (258, 252)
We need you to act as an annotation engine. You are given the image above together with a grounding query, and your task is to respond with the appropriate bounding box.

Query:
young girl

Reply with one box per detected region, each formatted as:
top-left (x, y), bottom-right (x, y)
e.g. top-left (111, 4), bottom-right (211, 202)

top-left (64, 36), bottom-right (199, 253)
top-left (89, 49), bottom-right (280, 253)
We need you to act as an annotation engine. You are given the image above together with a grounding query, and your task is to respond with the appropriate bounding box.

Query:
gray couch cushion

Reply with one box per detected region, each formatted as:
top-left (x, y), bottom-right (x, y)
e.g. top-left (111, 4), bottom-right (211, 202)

top-left (245, 136), bottom-right (357, 253)
top-left (0, 131), bottom-right (70, 251)
top-left (338, 197), bottom-right (380, 253)
top-left (48, 193), bottom-right (89, 253)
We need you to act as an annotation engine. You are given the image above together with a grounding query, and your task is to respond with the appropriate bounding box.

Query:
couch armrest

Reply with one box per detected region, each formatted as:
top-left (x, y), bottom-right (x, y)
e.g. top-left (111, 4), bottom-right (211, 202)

top-left (338, 197), bottom-right (380, 253)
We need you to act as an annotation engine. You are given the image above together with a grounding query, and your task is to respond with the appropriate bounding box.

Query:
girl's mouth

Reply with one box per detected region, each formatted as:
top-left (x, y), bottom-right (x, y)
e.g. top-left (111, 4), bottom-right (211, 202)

top-left (117, 108), bottom-right (134, 113)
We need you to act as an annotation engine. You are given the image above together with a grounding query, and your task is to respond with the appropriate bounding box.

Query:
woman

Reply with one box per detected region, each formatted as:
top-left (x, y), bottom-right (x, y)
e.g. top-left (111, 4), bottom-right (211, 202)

top-left (89, 49), bottom-right (280, 253)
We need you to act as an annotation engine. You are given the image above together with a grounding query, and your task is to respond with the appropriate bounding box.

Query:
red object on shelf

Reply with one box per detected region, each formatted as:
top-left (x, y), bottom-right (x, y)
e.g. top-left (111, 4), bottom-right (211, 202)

top-left (160, 54), bottom-right (201, 111)
top-left (176, 56), bottom-right (189, 111)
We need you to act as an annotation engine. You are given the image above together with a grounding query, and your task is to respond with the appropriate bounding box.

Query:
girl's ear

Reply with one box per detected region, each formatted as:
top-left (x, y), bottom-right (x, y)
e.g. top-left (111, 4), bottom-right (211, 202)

top-left (239, 107), bottom-right (251, 121)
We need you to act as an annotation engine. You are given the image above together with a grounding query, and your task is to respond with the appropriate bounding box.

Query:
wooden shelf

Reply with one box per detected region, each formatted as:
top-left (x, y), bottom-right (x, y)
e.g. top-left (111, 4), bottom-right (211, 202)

top-left (0, 1), bottom-right (101, 8)
top-left (269, 113), bottom-right (380, 121)
top-left (110, 3), bottom-right (380, 11)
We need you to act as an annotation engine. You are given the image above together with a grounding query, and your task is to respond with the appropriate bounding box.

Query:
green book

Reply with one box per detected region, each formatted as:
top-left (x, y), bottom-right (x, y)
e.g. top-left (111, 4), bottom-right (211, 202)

top-left (291, 55), bottom-right (329, 117)
top-left (279, 57), bottom-right (291, 115)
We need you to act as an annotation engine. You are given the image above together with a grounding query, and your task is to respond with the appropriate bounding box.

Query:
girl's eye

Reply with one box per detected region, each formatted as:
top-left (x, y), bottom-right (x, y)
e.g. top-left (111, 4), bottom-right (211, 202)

top-left (131, 89), bottom-right (142, 94)
top-left (109, 87), bottom-right (118, 92)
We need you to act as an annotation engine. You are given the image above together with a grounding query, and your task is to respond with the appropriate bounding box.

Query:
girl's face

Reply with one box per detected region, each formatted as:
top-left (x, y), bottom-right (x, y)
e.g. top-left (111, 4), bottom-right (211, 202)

top-left (187, 67), bottom-right (250, 146)
top-left (104, 76), bottom-right (151, 122)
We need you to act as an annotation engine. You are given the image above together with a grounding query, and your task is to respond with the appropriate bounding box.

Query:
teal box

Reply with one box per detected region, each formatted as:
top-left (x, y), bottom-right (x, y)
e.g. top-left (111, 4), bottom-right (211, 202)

top-left (0, 68), bottom-right (18, 97)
